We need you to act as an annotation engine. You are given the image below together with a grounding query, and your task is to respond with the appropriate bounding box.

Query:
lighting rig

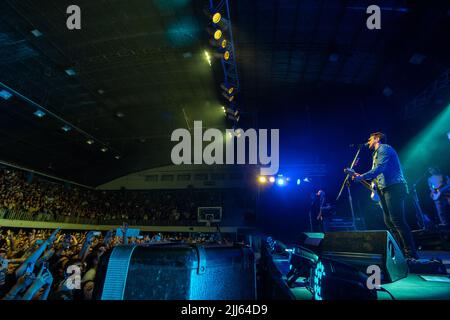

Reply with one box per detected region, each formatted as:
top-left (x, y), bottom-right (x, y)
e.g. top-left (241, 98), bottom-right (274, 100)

top-left (204, 0), bottom-right (240, 128)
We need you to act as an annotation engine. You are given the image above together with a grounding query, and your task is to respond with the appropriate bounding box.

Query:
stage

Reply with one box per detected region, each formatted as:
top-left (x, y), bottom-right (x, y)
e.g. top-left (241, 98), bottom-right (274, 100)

top-left (273, 250), bottom-right (450, 300)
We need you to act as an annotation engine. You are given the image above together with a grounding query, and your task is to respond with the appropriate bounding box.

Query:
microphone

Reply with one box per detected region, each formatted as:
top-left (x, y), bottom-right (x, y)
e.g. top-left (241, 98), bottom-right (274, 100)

top-left (349, 142), bottom-right (369, 148)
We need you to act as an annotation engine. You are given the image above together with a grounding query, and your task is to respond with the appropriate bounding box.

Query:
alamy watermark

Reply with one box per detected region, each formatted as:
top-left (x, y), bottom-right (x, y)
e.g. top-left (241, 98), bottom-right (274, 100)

top-left (171, 121), bottom-right (279, 175)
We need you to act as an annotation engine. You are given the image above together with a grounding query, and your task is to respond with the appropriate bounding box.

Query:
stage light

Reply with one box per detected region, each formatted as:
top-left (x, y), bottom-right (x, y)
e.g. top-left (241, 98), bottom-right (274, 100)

top-left (31, 29), bottom-right (43, 37)
top-left (269, 177), bottom-right (275, 183)
top-left (303, 178), bottom-right (311, 183)
top-left (65, 68), bottom-right (76, 76)
top-left (0, 89), bottom-right (13, 100)
top-left (447, 131), bottom-right (450, 140)
top-left (209, 37), bottom-right (227, 49)
top-left (223, 50), bottom-right (230, 60)
top-left (101, 147), bottom-right (108, 152)
top-left (33, 110), bottom-right (46, 118)
top-left (213, 29), bottom-right (222, 40)
top-left (220, 83), bottom-right (234, 95)
top-left (86, 139), bottom-right (94, 145)
top-left (61, 125), bottom-right (71, 132)
top-left (297, 179), bottom-right (301, 185)
top-left (115, 155), bottom-right (121, 160)
top-left (258, 176), bottom-right (267, 184)
top-left (277, 178), bottom-right (285, 186)
top-left (225, 107), bottom-right (239, 118)
top-left (222, 91), bottom-right (234, 102)
top-left (212, 12), bottom-right (221, 24)
top-left (204, 50), bottom-right (212, 66)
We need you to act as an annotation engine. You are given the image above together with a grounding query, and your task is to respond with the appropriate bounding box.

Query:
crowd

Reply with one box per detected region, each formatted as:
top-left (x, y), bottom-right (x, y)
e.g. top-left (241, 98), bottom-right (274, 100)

top-left (0, 167), bottom-right (239, 225)
top-left (0, 227), bottom-right (234, 300)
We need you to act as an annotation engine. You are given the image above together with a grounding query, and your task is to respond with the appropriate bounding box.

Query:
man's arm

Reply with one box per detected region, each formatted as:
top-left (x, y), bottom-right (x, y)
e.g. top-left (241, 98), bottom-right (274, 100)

top-left (359, 145), bottom-right (390, 181)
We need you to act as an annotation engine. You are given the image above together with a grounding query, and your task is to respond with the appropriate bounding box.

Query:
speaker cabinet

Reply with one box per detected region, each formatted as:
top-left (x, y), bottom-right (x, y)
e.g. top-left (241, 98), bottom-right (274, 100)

top-left (320, 230), bottom-right (408, 283)
top-left (94, 243), bottom-right (256, 300)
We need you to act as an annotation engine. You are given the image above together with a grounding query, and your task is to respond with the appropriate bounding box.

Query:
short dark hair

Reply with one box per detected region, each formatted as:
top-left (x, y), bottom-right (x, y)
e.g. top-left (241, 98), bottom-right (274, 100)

top-left (370, 132), bottom-right (386, 144)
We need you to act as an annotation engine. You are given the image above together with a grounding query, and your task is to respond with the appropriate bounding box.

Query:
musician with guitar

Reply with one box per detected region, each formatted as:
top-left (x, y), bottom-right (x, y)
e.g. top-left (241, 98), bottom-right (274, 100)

top-left (348, 132), bottom-right (418, 260)
top-left (428, 167), bottom-right (450, 227)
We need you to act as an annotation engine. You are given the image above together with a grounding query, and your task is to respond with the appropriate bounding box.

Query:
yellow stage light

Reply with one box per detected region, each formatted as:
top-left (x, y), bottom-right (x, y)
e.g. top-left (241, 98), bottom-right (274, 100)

top-left (214, 29), bottom-right (222, 40)
top-left (212, 12), bottom-right (221, 24)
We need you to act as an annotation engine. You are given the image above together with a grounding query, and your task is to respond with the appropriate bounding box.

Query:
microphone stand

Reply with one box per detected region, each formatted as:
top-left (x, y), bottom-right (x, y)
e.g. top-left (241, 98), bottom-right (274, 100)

top-left (336, 145), bottom-right (362, 230)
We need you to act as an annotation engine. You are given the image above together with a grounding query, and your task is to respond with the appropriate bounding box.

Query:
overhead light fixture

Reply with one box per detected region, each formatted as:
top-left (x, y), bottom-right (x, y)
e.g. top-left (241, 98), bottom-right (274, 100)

top-left (31, 29), bottom-right (43, 37)
top-left (65, 68), bottom-right (76, 76)
top-left (212, 12), bottom-right (221, 24)
top-left (223, 50), bottom-right (230, 60)
top-left (209, 38), bottom-right (228, 49)
top-left (204, 50), bottom-right (212, 66)
top-left (220, 83), bottom-right (234, 95)
top-left (61, 125), bottom-right (71, 132)
top-left (225, 107), bottom-right (239, 117)
top-left (222, 91), bottom-right (235, 102)
top-left (33, 110), bottom-right (46, 118)
top-left (86, 139), bottom-right (94, 145)
top-left (226, 109), bottom-right (240, 122)
top-left (101, 147), bottom-right (108, 152)
top-left (269, 177), bottom-right (275, 183)
top-left (0, 89), bottom-right (13, 100)
top-left (212, 29), bottom-right (222, 40)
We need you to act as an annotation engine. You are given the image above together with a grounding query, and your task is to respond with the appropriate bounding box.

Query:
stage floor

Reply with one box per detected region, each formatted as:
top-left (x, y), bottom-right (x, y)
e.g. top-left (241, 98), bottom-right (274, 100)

top-left (276, 250), bottom-right (450, 300)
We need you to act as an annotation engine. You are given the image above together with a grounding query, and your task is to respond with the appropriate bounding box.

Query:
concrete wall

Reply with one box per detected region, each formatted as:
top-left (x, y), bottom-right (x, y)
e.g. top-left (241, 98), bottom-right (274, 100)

top-left (97, 164), bottom-right (258, 190)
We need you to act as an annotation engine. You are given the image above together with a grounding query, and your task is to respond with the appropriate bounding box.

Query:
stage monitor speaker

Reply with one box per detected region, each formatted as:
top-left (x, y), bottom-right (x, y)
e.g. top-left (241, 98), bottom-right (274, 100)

top-left (93, 243), bottom-right (256, 300)
top-left (320, 230), bottom-right (408, 283)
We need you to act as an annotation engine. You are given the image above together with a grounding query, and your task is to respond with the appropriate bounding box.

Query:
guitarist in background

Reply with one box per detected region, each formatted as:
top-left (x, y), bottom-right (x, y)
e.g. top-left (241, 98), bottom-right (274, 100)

top-left (353, 132), bottom-right (419, 260)
top-left (428, 167), bottom-right (450, 228)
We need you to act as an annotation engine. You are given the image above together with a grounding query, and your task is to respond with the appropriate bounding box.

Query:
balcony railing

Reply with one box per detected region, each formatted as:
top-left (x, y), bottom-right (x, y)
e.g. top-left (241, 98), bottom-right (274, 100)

top-left (0, 207), bottom-right (198, 226)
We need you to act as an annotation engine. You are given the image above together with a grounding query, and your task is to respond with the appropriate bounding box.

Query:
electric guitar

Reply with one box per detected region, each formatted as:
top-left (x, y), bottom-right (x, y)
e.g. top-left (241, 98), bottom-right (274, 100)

top-left (344, 168), bottom-right (380, 202)
top-left (430, 184), bottom-right (450, 201)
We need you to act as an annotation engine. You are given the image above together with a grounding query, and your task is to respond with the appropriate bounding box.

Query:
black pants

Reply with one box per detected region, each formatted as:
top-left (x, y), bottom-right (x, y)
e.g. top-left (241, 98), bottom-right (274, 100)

top-left (379, 183), bottom-right (418, 258)
top-left (434, 196), bottom-right (450, 226)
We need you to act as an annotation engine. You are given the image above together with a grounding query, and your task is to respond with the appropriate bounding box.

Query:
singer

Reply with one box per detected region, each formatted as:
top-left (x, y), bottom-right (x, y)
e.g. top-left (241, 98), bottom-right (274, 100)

top-left (353, 132), bottom-right (418, 260)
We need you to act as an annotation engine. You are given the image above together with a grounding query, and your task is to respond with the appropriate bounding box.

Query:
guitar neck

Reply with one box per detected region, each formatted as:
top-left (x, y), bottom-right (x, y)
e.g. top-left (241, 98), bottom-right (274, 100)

top-left (359, 179), bottom-right (373, 191)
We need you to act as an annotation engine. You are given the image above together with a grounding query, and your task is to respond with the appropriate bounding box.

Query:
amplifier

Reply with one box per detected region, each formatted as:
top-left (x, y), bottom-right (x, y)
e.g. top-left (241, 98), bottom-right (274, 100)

top-left (320, 230), bottom-right (408, 283)
top-left (94, 243), bottom-right (256, 300)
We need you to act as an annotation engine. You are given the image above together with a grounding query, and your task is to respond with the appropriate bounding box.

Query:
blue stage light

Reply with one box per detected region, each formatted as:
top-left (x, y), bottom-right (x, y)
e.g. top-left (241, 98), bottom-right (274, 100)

top-left (0, 89), bottom-right (13, 100)
top-left (33, 110), bottom-right (46, 118)
top-left (277, 178), bottom-right (285, 186)
top-left (297, 179), bottom-right (301, 185)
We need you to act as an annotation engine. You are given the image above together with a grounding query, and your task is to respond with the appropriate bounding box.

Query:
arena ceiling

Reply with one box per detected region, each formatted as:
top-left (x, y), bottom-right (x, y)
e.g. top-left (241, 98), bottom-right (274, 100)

top-left (0, 0), bottom-right (449, 186)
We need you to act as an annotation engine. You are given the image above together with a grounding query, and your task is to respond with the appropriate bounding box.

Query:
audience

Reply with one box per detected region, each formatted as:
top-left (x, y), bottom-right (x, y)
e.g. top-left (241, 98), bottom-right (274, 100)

top-left (0, 227), bottom-right (234, 300)
top-left (0, 167), bottom-right (250, 225)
